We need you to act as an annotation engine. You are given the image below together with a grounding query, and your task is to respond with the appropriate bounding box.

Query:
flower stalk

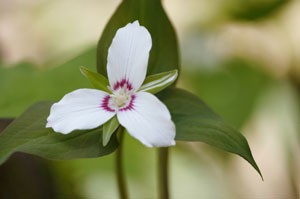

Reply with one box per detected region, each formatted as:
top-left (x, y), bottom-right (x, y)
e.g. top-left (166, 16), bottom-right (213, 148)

top-left (158, 147), bottom-right (170, 199)
top-left (115, 127), bottom-right (128, 199)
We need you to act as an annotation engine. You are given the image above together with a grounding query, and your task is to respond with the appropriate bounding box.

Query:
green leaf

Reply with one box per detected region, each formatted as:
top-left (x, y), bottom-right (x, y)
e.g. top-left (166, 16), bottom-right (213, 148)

top-left (0, 48), bottom-right (96, 117)
top-left (0, 102), bottom-right (119, 165)
top-left (138, 70), bottom-right (178, 94)
top-left (97, 0), bottom-right (180, 77)
top-left (226, 0), bottom-right (289, 21)
top-left (103, 116), bottom-right (120, 146)
top-left (80, 66), bottom-right (110, 92)
top-left (159, 88), bottom-right (262, 178)
top-left (183, 59), bottom-right (272, 128)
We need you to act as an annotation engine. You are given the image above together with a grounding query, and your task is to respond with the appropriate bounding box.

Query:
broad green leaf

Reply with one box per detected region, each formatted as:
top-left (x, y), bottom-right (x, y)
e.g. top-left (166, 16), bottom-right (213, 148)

top-left (103, 116), bottom-right (120, 146)
top-left (80, 66), bottom-right (110, 93)
top-left (0, 48), bottom-right (96, 117)
top-left (138, 70), bottom-right (178, 94)
top-left (159, 88), bottom-right (262, 178)
top-left (183, 59), bottom-right (272, 128)
top-left (97, 0), bottom-right (180, 77)
top-left (0, 102), bottom-right (119, 165)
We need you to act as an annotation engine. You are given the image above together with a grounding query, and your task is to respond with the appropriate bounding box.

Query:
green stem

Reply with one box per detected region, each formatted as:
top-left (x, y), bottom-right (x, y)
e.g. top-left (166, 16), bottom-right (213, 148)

top-left (115, 128), bottom-right (128, 199)
top-left (158, 147), bottom-right (170, 199)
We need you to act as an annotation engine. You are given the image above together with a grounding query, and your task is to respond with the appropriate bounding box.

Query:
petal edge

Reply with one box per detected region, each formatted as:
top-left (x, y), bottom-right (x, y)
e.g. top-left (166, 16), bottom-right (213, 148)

top-left (107, 21), bottom-right (152, 91)
top-left (117, 92), bottom-right (176, 147)
top-left (46, 89), bottom-right (116, 134)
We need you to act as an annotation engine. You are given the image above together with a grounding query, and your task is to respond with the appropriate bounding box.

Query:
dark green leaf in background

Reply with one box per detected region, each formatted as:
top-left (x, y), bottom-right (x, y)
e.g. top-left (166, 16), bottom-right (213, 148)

top-left (159, 88), bottom-right (262, 178)
top-left (0, 102), bottom-right (118, 165)
top-left (97, 0), bottom-right (180, 76)
top-left (182, 60), bottom-right (272, 128)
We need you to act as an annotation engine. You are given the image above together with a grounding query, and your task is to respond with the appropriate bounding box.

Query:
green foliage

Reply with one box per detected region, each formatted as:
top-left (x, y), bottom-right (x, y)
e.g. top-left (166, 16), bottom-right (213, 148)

top-left (183, 60), bottom-right (272, 128)
top-left (80, 66), bottom-right (110, 92)
top-left (226, 0), bottom-right (289, 20)
top-left (139, 70), bottom-right (178, 94)
top-left (0, 102), bottom-right (118, 165)
top-left (0, 0), bottom-right (262, 177)
top-left (159, 88), bottom-right (262, 178)
top-left (0, 49), bottom-right (96, 117)
top-left (97, 0), bottom-right (180, 76)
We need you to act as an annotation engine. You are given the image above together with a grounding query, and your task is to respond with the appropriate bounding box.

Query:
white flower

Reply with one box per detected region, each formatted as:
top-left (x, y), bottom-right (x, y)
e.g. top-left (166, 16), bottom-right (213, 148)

top-left (46, 21), bottom-right (176, 147)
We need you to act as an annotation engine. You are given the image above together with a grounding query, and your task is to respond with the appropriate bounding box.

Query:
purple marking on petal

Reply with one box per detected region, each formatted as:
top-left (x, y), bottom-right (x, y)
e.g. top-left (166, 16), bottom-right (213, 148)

top-left (119, 95), bottom-right (136, 112)
top-left (100, 95), bottom-right (115, 112)
top-left (113, 79), bottom-right (133, 91)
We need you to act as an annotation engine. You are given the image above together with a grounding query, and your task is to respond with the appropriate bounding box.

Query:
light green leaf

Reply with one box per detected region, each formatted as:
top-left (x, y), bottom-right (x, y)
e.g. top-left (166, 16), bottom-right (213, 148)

top-left (103, 116), bottom-right (120, 146)
top-left (0, 102), bottom-right (119, 165)
top-left (138, 70), bottom-right (178, 94)
top-left (97, 0), bottom-right (180, 77)
top-left (159, 88), bottom-right (262, 178)
top-left (80, 66), bottom-right (110, 93)
top-left (0, 48), bottom-right (96, 117)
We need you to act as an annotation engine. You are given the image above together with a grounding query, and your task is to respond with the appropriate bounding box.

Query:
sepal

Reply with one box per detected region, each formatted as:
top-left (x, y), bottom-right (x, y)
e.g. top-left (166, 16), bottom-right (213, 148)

top-left (138, 70), bottom-right (178, 94)
top-left (80, 66), bottom-right (110, 92)
top-left (103, 116), bottom-right (120, 146)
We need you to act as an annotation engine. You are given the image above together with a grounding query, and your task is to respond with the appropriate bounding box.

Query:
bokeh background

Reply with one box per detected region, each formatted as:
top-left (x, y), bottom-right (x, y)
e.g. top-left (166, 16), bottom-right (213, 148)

top-left (0, 0), bottom-right (299, 198)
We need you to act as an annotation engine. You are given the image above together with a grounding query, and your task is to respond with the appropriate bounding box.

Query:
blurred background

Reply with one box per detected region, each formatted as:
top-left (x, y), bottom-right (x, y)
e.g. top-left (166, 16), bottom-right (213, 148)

top-left (0, 0), bottom-right (299, 198)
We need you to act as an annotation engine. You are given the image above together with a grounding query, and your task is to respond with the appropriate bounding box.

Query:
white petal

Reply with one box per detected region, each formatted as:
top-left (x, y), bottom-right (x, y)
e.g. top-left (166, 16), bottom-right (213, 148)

top-left (107, 21), bottom-right (152, 91)
top-left (46, 89), bottom-right (115, 134)
top-left (117, 92), bottom-right (176, 147)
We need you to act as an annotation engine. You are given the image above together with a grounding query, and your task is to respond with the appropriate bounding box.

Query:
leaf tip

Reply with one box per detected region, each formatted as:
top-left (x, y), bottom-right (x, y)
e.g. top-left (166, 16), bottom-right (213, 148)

top-left (79, 66), bottom-right (88, 75)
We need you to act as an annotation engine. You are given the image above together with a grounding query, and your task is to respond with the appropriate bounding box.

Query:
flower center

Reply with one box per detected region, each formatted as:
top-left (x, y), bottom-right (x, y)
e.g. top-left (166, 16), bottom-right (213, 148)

top-left (111, 90), bottom-right (131, 108)
top-left (101, 79), bottom-right (136, 112)
top-left (110, 79), bottom-right (135, 109)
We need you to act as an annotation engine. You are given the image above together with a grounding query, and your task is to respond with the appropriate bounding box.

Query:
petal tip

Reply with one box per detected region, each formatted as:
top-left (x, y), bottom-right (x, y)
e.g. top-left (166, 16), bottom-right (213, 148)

top-left (171, 140), bottom-right (176, 146)
top-left (132, 20), bottom-right (140, 26)
top-left (160, 140), bottom-right (176, 147)
top-left (144, 140), bottom-right (176, 148)
top-left (51, 126), bottom-right (72, 135)
top-left (45, 122), bottom-right (51, 128)
top-left (145, 143), bottom-right (154, 148)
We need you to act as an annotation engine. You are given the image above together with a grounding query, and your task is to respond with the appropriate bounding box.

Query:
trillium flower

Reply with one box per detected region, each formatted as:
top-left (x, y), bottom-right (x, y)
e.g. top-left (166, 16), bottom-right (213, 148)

top-left (46, 21), bottom-right (176, 147)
